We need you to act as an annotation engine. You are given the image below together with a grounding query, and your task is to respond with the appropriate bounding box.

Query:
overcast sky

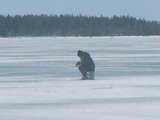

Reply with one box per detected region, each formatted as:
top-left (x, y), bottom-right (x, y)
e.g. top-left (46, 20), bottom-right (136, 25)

top-left (0, 0), bottom-right (160, 21)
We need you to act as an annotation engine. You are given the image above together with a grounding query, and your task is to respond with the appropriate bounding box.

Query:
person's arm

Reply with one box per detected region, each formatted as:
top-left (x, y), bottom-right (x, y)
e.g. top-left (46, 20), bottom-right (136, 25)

top-left (79, 55), bottom-right (87, 68)
top-left (76, 61), bottom-right (81, 67)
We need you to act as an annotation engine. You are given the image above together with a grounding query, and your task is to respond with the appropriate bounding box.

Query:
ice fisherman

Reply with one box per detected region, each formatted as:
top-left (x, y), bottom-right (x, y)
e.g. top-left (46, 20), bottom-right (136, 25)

top-left (76, 50), bottom-right (95, 80)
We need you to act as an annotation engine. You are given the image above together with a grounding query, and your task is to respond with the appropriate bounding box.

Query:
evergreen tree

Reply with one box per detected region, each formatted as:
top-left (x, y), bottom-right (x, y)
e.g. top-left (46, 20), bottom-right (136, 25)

top-left (0, 14), bottom-right (160, 37)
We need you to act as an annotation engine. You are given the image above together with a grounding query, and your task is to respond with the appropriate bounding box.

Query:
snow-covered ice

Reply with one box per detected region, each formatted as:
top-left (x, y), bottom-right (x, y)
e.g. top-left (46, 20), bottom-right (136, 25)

top-left (0, 36), bottom-right (160, 120)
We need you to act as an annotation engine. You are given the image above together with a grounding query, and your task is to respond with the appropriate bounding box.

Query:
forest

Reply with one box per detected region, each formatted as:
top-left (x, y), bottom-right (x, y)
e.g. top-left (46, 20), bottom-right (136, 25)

top-left (0, 14), bottom-right (160, 37)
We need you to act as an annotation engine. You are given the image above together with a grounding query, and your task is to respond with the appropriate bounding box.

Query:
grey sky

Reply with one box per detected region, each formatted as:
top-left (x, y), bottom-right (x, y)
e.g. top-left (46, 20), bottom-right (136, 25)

top-left (0, 0), bottom-right (160, 21)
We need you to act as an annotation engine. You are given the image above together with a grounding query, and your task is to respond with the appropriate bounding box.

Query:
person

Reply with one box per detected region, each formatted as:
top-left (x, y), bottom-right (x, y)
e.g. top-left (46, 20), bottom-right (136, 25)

top-left (76, 50), bottom-right (95, 80)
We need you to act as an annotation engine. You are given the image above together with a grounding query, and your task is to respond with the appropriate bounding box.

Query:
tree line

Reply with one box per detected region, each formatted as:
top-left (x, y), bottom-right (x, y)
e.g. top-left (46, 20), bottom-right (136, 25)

top-left (0, 14), bottom-right (160, 37)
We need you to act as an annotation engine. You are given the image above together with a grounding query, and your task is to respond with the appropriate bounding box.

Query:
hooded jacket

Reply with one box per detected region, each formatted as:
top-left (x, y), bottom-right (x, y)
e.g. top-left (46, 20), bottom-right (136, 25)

top-left (78, 51), bottom-right (95, 71)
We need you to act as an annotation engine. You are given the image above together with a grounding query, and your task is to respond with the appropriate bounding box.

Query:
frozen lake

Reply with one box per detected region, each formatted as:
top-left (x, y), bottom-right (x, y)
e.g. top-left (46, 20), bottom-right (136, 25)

top-left (0, 36), bottom-right (160, 120)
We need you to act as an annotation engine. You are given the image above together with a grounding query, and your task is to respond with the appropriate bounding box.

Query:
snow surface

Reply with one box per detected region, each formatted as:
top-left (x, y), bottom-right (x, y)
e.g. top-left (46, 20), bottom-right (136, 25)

top-left (0, 36), bottom-right (160, 120)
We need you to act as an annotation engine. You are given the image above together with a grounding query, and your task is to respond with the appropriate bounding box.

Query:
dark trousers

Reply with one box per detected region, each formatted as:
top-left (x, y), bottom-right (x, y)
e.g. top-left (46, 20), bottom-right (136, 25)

top-left (78, 66), bottom-right (87, 79)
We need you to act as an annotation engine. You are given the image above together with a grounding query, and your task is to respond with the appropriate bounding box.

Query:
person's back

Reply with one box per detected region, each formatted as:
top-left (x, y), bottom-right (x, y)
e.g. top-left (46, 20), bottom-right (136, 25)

top-left (82, 52), bottom-right (95, 72)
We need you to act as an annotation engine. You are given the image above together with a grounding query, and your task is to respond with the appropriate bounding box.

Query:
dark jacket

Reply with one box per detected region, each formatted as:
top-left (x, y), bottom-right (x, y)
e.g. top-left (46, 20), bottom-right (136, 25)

top-left (78, 52), bottom-right (95, 71)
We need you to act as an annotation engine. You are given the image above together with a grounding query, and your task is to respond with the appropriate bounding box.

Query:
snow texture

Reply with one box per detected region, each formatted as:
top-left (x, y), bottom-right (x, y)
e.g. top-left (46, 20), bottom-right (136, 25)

top-left (0, 36), bottom-right (160, 120)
